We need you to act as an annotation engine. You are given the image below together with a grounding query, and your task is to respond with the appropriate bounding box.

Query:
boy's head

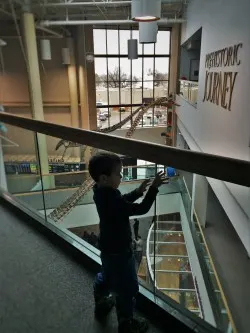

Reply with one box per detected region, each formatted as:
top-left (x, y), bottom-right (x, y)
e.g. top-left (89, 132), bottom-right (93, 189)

top-left (89, 152), bottom-right (122, 189)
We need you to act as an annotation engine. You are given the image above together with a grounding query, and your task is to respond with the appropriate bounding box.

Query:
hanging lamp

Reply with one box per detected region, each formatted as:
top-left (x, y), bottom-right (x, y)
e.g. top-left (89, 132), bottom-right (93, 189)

top-left (128, 39), bottom-right (138, 59)
top-left (0, 39), bottom-right (7, 47)
top-left (40, 39), bottom-right (52, 60)
top-left (132, 0), bottom-right (161, 22)
top-left (139, 21), bottom-right (158, 44)
top-left (62, 48), bottom-right (71, 65)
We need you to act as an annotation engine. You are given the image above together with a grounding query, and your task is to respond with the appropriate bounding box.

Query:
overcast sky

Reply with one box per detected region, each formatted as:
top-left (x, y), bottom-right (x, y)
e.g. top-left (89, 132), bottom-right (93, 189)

top-left (94, 29), bottom-right (170, 79)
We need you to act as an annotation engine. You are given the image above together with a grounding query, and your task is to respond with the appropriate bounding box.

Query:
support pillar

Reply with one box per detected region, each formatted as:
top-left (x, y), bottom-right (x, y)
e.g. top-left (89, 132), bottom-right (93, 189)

top-left (67, 37), bottom-right (79, 128)
top-left (22, 11), bottom-right (53, 190)
top-left (67, 37), bottom-right (80, 158)
top-left (0, 139), bottom-right (7, 191)
top-left (169, 24), bottom-right (181, 147)
top-left (192, 174), bottom-right (209, 228)
top-left (76, 26), bottom-right (97, 130)
top-left (169, 24), bottom-right (181, 95)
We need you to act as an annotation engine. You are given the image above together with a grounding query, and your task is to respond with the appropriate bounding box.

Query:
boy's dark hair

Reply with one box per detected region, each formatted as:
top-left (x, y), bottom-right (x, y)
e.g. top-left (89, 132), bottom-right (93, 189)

top-left (89, 152), bottom-right (121, 182)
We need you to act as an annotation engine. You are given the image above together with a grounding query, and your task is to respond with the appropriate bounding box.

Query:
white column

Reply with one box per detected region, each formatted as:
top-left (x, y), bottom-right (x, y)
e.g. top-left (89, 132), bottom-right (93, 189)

top-left (67, 37), bottom-right (79, 128)
top-left (0, 139), bottom-right (7, 191)
top-left (22, 11), bottom-right (53, 190)
top-left (67, 37), bottom-right (80, 158)
top-left (193, 174), bottom-right (209, 228)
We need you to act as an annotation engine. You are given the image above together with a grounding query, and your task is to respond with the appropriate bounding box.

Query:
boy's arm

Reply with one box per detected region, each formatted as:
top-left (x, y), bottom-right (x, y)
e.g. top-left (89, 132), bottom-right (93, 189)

top-left (122, 189), bottom-right (142, 203)
top-left (122, 179), bottom-right (151, 203)
top-left (116, 186), bottom-right (158, 217)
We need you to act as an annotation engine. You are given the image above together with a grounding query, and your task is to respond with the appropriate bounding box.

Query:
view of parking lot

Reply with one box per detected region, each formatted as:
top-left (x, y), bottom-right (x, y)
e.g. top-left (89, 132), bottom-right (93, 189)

top-left (97, 106), bottom-right (168, 130)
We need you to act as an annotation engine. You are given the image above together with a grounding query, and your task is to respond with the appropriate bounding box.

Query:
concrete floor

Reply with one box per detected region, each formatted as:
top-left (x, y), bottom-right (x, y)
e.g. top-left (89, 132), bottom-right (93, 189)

top-left (205, 185), bottom-right (250, 333)
top-left (0, 203), bottom-right (166, 333)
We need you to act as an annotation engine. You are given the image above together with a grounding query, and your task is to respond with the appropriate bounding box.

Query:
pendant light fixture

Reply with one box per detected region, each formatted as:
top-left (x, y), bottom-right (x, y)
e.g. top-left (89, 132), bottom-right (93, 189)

top-left (40, 39), bottom-right (52, 60)
top-left (62, 47), bottom-right (71, 65)
top-left (132, 0), bottom-right (161, 22)
top-left (139, 21), bottom-right (158, 44)
top-left (128, 39), bottom-right (138, 60)
top-left (0, 39), bottom-right (7, 47)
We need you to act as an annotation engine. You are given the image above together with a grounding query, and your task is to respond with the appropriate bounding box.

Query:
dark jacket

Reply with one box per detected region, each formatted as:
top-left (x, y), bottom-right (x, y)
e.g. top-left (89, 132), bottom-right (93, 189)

top-left (93, 185), bottom-right (158, 254)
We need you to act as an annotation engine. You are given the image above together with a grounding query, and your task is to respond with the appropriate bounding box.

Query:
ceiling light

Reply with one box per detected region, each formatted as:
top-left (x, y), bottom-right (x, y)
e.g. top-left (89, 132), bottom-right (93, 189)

top-left (86, 53), bottom-right (94, 63)
top-left (128, 39), bottom-right (138, 60)
top-left (132, 0), bottom-right (161, 22)
top-left (40, 39), bottom-right (51, 60)
top-left (62, 48), bottom-right (71, 65)
top-left (139, 21), bottom-right (158, 44)
top-left (0, 39), bottom-right (7, 47)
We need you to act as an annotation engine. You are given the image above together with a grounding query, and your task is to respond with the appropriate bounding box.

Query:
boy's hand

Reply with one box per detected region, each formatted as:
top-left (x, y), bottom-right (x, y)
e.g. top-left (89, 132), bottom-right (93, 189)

top-left (151, 171), bottom-right (169, 189)
top-left (137, 179), bottom-right (151, 194)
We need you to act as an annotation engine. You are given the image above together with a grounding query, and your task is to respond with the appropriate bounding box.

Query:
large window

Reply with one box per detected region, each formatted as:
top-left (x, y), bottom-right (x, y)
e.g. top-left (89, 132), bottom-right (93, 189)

top-left (94, 27), bottom-right (171, 129)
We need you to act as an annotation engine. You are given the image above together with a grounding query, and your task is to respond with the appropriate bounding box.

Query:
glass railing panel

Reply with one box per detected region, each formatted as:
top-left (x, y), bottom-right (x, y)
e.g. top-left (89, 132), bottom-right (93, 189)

top-left (149, 243), bottom-right (188, 256)
top-left (176, 169), bottom-right (246, 333)
top-left (1, 114), bottom-right (248, 333)
top-left (0, 124), bottom-right (46, 216)
top-left (156, 271), bottom-right (195, 289)
top-left (164, 290), bottom-right (201, 314)
top-left (179, 80), bottom-right (198, 107)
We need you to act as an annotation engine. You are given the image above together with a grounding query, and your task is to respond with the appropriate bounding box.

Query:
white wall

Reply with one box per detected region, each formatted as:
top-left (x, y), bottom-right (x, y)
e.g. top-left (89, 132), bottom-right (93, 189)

top-left (179, 0), bottom-right (250, 162)
top-left (179, 195), bottom-right (215, 326)
top-left (176, 0), bottom-right (250, 254)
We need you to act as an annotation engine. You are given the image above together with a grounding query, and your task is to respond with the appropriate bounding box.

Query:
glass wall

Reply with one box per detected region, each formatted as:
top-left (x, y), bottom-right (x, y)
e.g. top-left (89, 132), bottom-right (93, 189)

top-left (0, 115), bottom-right (242, 333)
top-left (94, 27), bottom-right (170, 128)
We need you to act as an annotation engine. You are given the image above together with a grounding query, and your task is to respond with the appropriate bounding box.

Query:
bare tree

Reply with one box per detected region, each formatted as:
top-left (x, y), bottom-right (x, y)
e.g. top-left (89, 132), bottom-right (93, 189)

top-left (96, 67), bottom-right (139, 88)
top-left (148, 69), bottom-right (168, 86)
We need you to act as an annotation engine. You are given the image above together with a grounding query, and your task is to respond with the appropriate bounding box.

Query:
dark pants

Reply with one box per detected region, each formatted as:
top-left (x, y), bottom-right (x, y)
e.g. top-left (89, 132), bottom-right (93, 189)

top-left (134, 251), bottom-right (143, 272)
top-left (94, 250), bottom-right (139, 323)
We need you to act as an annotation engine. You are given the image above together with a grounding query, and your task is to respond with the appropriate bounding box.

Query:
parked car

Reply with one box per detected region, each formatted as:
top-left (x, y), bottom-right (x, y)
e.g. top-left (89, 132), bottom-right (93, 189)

top-left (138, 119), bottom-right (146, 126)
top-left (155, 110), bottom-right (162, 118)
top-left (102, 110), bottom-right (110, 118)
top-left (146, 110), bottom-right (153, 118)
top-left (98, 112), bottom-right (107, 121)
top-left (119, 107), bottom-right (126, 112)
top-left (150, 116), bottom-right (159, 125)
top-left (96, 101), bottom-right (110, 117)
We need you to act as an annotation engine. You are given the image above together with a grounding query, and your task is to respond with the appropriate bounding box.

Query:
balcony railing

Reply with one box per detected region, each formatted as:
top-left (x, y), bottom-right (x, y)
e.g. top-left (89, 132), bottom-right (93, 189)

top-left (179, 80), bottom-right (199, 107)
top-left (0, 112), bottom-right (249, 333)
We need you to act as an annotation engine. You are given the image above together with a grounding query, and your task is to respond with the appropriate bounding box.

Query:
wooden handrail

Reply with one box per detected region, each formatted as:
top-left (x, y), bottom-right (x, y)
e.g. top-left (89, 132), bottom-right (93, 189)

top-left (0, 112), bottom-right (250, 186)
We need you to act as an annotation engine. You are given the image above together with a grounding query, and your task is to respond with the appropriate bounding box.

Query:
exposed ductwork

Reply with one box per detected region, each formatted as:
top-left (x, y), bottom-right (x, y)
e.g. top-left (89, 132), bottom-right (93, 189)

top-left (35, 25), bottom-right (63, 38)
top-left (33, 1), bottom-right (186, 7)
top-left (40, 18), bottom-right (186, 27)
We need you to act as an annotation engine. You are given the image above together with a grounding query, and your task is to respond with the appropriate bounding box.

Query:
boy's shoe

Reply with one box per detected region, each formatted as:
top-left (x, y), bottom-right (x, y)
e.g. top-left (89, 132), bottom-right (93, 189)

top-left (118, 317), bottom-right (149, 333)
top-left (95, 294), bottom-right (115, 319)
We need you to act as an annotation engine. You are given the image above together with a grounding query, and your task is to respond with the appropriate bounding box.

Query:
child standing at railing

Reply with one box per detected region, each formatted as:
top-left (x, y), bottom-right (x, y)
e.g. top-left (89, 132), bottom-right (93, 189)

top-left (89, 152), bottom-right (166, 333)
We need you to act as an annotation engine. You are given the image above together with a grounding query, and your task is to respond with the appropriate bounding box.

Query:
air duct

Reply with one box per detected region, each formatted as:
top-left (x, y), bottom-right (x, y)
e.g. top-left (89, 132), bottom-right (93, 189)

top-left (40, 18), bottom-right (186, 27)
top-left (132, 0), bottom-right (161, 22)
top-left (128, 39), bottom-right (138, 59)
top-left (139, 21), bottom-right (158, 43)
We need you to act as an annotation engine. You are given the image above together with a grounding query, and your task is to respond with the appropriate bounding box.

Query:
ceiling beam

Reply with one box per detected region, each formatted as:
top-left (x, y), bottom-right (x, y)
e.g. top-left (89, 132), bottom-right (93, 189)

top-left (40, 18), bottom-right (186, 26)
top-left (0, 8), bottom-right (64, 38)
top-left (0, 7), bottom-right (12, 17)
top-left (32, 1), bottom-right (186, 8)
top-left (35, 25), bottom-right (63, 38)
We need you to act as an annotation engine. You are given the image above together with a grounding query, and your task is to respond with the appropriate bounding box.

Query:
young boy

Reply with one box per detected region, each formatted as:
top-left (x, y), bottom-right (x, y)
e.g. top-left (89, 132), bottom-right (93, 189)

top-left (89, 152), bottom-right (166, 333)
